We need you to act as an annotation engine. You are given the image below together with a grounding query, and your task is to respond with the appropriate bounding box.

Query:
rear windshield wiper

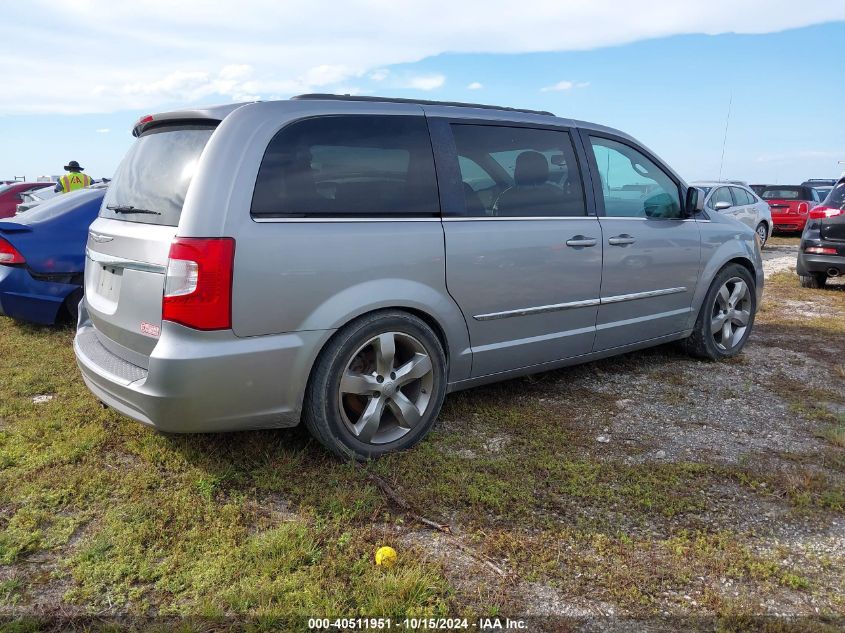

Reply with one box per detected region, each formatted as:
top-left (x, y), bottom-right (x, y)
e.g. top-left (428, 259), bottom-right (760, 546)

top-left (106, 204), bottom-right (162, 216)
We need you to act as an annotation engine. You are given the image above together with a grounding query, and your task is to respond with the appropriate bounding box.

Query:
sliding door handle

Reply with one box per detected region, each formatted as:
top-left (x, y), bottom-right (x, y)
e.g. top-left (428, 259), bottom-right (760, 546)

top-left (565, 236), bottom-right (598, 248)
top-left (608, 234), bottom-right (636, 246)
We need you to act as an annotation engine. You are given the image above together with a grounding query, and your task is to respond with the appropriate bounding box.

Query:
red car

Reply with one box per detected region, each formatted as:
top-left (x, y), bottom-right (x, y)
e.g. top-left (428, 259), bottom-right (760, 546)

top-left (0, 182), bottom-right (54, 219)
top-left (758, 185), bottom-right (824, 233)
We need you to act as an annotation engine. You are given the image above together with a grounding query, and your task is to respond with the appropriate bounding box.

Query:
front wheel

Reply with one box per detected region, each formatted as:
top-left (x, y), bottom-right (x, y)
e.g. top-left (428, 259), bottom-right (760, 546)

top-left (755, 222), bottom-right (769, 249)
top-left (683, 264), bottom-right (757, 360)
top-left (303, 310), bottom-right (447, 460)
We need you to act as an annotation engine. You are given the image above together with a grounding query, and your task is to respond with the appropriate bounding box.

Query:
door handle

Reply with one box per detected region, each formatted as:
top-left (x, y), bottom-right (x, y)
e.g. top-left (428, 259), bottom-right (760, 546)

top-left (565, 236), bottom-right (598, 248)
top-left (608, 234), bottom-right (636, 246)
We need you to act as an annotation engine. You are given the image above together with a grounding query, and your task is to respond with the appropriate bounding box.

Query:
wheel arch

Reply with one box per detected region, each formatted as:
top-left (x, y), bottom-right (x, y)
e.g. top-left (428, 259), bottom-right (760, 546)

top-left (297, 304), bottom-right (465, 427)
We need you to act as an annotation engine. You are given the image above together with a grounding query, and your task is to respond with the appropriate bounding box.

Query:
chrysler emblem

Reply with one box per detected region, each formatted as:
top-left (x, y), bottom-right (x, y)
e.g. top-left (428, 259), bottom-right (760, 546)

top-left (89, 232), bottom-right (113, 243)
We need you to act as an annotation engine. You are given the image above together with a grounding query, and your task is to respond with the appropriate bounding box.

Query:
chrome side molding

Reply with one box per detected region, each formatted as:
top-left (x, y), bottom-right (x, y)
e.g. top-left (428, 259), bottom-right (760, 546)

top-left (473, 287), bottom-right (687, 321)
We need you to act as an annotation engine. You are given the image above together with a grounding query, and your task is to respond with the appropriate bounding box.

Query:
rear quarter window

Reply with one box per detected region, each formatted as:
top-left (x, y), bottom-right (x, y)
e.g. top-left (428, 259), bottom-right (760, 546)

top-left (251, 115), bottom-right (439, 218)
top-left (101, 124), bottom-right (215, 226)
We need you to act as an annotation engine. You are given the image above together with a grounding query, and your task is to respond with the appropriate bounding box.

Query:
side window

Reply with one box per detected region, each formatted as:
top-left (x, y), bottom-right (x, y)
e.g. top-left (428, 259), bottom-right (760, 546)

top-left (732, 187), bottom-right (752, 205)
top-left (451, 124), bottom-right (586, 217)
top-left (251, 115), bottom-right (439, 218)
top-left (589, 137), bottom-right (682, 219)
top-left (709, 187), bottom-right (733, 209)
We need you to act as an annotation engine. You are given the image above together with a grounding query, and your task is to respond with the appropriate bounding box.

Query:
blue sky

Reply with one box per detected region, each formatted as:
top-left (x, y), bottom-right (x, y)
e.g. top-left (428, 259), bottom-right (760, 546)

top-left (1, 1), bottom-right (843, 184)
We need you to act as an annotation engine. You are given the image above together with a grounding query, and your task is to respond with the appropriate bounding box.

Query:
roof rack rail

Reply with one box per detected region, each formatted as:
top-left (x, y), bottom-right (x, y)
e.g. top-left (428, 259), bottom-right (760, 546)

top-left (291, 93), bottom-right (555, 116)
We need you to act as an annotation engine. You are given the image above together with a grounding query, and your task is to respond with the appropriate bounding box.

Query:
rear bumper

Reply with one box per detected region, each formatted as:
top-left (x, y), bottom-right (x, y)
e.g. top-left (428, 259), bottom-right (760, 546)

top-left (771, 216), bottom-right (807, 232)
top-left (0, 265), bottom-right (77, 325)
top-left (796, 252), bottom-right (845, 276)
top-left (74, 306), bottom-right (331, 433)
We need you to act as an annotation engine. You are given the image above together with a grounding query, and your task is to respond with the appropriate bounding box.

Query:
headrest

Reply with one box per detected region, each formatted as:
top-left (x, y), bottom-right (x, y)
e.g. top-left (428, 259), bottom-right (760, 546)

top-left (514, 151), bottom-right (549, 186)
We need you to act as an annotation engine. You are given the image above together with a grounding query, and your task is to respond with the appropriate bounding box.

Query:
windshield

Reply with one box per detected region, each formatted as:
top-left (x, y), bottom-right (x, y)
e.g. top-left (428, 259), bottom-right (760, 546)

top-left (759, 187), bottom-right (810, 201)
top-left (101, 125), bottom-right (215, 226)
top-left (696, 186), bottom-right (712, 195)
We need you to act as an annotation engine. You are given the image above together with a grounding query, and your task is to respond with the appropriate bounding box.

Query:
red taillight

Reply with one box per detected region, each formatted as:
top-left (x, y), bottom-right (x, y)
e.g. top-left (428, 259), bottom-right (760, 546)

top-left (797, 201), bottom-right (809, 214)
top-left (809, 206), bottom-right (844, 220)
top-left (804, 246), bottom-right (837, 255)
top-left (137, 114), bottom-right (154, 126)
top-left (162, 237), bottom-right (235, 331)
top-left (0, 237), bottom-right (25, 264)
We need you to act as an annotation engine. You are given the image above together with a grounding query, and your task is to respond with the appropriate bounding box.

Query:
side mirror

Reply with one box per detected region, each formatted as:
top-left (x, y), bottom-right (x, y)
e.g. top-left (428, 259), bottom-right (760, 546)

top-left (714, 201), bottom-right (732, 211)
top-left (685, 186), bottom-right (705, 217)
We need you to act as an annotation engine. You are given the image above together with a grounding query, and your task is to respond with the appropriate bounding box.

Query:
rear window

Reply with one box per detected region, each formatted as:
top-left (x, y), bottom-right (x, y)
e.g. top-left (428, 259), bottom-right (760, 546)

top-left (101, 125), bottom-right (215, 226)
top-left (759, 186), bottom-right (811, 201)
top-left (251, 115), bottom-right (439, 218)
top-left (823, 182), bottom-right (845, 207)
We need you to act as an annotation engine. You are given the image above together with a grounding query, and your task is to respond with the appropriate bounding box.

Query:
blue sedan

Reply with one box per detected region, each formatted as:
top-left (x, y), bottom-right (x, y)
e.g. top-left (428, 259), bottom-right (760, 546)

top-left (0, 186), bottom-right (105, 325)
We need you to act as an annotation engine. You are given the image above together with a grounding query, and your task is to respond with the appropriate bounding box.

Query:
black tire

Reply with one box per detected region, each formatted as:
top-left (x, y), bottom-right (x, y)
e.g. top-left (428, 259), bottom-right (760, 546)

top-left (683, 264), bottom-right (757, 360)
top-left (303, 310), bottom-right (447, 460)
top-left (63, 289), bottom-right (84, 325)
top-left (755, 222), bottom-right (768, 249)
top-left (799, 273), bottom-right (826, 289)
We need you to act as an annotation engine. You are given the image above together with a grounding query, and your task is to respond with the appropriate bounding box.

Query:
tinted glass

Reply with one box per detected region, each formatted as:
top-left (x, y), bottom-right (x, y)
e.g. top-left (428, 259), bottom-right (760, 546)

top-left (823, 182), bottom-right (845, 207)
top-left (451, 124), bottom-right (586, 217)
top-left (709, 187), bottom-right (733, 209)
top-left (812, 187), bottom-right (832, 201)
top-left (589, 137), bottom-right (681, 219)
top-left (759, 186), bottom-right (811, 201)
top-left (102, 125), bottom-right (214, 226)
top-left (252, 116), bottom-right (439, 218)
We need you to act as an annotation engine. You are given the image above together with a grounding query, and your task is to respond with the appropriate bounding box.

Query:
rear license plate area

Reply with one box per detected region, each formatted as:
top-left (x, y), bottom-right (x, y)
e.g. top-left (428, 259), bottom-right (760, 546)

top-left (96, 265), bottom-right (123, 301)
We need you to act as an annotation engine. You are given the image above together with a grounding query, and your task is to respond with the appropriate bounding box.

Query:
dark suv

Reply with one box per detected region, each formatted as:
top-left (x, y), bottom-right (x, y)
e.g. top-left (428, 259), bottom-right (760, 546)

top-left (798, 178), bottom-right (845, 288)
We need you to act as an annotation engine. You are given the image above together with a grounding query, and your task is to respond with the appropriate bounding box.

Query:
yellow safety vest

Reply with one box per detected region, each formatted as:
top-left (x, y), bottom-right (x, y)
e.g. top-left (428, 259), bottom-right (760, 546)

top-left (60, 172), bottom-right (91, 193)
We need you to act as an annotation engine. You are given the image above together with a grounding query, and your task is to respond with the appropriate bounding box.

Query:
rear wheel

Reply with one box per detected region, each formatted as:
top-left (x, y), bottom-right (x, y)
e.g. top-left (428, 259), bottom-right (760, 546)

top-left (303, 310), bottom-right (447, 460)
top-left (755, 222), bottom-right (768, 249)
top-left (799, 273), bottom-right (827, 289)
top-left (683, 264), bottom-right (756, 360)
top-left (63, 289), bottom-right (84, 325)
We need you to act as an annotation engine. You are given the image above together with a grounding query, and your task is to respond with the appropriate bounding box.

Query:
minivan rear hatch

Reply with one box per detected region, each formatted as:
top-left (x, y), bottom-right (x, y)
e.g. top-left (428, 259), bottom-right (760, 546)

top-left (84, 122), bottom-right (216, 367)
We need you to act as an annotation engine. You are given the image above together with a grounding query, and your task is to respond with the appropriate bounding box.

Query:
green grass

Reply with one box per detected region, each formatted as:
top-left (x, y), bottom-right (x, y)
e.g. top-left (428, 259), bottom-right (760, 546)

top-left (1, 291), bottom-right (843, 623)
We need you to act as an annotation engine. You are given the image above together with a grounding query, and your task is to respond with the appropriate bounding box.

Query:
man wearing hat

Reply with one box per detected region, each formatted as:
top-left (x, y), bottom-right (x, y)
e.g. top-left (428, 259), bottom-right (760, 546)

top-left (54, 161), bottom-right (92, 193)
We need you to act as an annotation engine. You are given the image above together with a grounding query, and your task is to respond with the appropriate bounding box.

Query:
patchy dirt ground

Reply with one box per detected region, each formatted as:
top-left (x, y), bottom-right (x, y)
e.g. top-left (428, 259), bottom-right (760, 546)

top-left (1, 237), bottom-right (843, 632)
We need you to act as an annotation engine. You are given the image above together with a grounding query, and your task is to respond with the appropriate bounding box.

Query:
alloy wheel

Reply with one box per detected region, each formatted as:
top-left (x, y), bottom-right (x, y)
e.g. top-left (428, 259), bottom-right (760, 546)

top-left (338, 331), bottom-right (434, 444)
top-left (711, 277), bottom-right (752, 351)
top-left (756, 223), bottom-right (768, 247)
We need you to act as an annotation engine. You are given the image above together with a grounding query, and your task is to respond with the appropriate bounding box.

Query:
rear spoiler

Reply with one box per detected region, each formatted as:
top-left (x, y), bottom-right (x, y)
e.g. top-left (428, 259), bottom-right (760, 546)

top-left (0, 221), bottom-right (32, 233)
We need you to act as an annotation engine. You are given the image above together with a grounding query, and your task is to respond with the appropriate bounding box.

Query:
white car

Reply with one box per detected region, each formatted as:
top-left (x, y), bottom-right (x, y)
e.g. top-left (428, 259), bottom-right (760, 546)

top-left (691, 181), bottom-right (773, 248)
top-left (16, 185), bottom-right (60, 213)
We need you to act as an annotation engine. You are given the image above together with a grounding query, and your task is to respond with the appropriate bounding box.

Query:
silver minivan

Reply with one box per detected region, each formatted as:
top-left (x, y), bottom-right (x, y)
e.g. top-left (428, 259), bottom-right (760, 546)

top-left (75, 95), bottom-right (763, 459)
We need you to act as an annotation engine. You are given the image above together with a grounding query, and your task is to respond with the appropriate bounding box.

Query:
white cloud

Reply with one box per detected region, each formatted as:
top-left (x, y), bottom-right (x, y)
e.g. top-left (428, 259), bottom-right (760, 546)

top-left (0, 1), bottom-right (843, 114)
top-left (540, 80), bottom-right (590, 92)
top-left (95, 128), bottom-right (110, 133)
top-left (541, 80), bottom-right (574, 92)
top-left (467, 82), bottom-right (483, 90)
top-left (404, 74), bottom-right (445, 91)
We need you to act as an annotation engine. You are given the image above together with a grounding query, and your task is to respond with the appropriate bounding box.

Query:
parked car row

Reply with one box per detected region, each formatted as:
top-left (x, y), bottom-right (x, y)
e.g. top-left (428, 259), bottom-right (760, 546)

top-left (0, 181), bottom-right (54, 218)
top-left (797, 177), bottom-right (845, 288)
top-left (0, 186), bottom-right (105, 324)
top-left (690, 181), bottom-right (772, 247)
